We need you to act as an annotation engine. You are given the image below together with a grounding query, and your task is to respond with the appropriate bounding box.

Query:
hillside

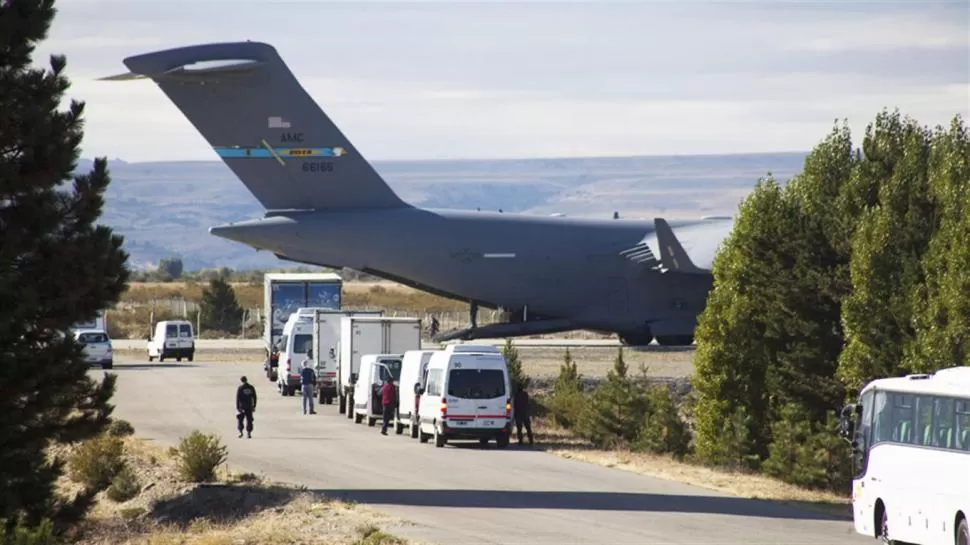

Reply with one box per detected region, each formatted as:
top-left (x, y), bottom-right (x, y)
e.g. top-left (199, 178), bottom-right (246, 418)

top-left (78, 152), bottom-right (807, 270)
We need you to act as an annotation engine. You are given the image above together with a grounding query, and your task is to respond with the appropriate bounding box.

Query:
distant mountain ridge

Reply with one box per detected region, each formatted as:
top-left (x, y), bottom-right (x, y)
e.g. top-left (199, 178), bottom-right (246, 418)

top-left (74, 152), bottom-right (808, 270)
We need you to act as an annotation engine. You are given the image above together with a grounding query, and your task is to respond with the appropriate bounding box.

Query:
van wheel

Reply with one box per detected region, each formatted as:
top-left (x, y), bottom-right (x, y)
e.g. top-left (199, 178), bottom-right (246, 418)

top-left (346, 395), bottom-right (354, 419)
top-left (354, 413), bottom-right (363, 424)
top-left (395, 420), bottom-right (405, 435)
top-left (338, 394), bottom-right (346, 414)
top-left (496, 434), bottom-right (510, 449)
top-left (419, 427), bottom-right (430, 443)
top-left (159, 354), bottom-right (165, 362)
top-left (176, 357), bottom-right (182, 362)
top-left (479, 438), bottom-right (489, 447)
top-left (434, 425), bottom-right (446, 448)
top-left (187, 353), bottom-right (194, 362)
top-left (956, 517), bottom-right (968, 545)
top-left (367, 416), bottom-right (376, 427)
top-left (319, 390), bottom-right (326, 404)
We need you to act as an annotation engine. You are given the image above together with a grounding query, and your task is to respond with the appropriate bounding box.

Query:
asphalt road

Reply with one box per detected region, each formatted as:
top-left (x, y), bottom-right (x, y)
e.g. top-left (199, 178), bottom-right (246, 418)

top-left (104, 358), bottom-right (870, 545)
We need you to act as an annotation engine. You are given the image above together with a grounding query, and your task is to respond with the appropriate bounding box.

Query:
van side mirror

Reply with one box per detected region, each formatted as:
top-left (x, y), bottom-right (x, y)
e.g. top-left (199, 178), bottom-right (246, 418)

top-left (839, 404), bottom-right (859, 441)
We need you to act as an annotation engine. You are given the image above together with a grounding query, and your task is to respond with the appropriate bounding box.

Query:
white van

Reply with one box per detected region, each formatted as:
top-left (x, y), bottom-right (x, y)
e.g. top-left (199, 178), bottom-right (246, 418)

top-left (147, 320), bottom-right (194, 362)
top-left (74, 329), bottom-right (113, 369)
top-left (395, 349), bottom-right (438, 437)
top-left (276, 311), bottom-right (315, 396)
top-left (352, 353), bottom-right (403, 427)
top-left (416, 345), bottom-right (512, 448)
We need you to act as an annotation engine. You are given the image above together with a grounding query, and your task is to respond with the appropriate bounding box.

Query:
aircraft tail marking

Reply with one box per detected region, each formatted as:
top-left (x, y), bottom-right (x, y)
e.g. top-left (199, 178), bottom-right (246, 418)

top-left (653, 218), bottom-right (704, 274)
top-left (101, 41), bottom-right (407, 211)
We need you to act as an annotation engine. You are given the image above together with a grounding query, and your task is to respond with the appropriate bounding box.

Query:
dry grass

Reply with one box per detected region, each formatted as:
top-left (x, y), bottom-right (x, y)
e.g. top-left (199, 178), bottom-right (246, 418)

top-left (529, 419), bottom-right (852, 519)
top-left (120, 281), bottom-right (467, 313)
top-left (110, 346), bottom-right (698, 378)
top-left (57, 434), bottom-right (412, 545)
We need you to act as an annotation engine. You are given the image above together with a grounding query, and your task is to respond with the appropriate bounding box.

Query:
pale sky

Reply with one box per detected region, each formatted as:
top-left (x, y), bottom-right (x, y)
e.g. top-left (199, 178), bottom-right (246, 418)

top-left (35, 0), bottom-right (970, 163)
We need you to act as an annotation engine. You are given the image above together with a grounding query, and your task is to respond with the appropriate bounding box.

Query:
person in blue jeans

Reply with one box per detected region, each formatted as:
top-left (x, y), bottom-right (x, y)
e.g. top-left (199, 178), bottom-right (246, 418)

top-left (300, 354), bottom-right (317, 415)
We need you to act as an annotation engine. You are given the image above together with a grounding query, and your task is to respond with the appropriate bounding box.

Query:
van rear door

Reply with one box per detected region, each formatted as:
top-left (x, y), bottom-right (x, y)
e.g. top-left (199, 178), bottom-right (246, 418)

top-left (177, 323), bottom-right (193, 350)
top-left (446, 361), bottom-right (508, 430)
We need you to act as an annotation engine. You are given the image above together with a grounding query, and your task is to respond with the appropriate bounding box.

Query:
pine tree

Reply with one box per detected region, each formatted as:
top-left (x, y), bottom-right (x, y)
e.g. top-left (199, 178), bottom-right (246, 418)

top-left (633, 385), bottom-right (690, 459)
top-left (577, 347), bottom-right (647, 448)
top-left (199, 276), bottom-right (243, 334)
top-left (548, 347), bottom-right (584, 428)
top-left (0, 0), bottom-right (130, 534)
top-left (501, 338), bottom-right (530, 391)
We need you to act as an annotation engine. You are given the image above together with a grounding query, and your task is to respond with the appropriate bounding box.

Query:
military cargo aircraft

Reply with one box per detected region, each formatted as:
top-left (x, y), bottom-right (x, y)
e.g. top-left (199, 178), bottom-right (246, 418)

top-left (102, 41), bottom-right (737, 346)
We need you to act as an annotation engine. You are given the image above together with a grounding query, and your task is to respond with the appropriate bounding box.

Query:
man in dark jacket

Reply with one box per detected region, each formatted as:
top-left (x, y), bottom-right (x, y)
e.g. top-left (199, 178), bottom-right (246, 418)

top-left (380, 376), bottom-right (396, 435)
top-left (236, 376), bottom-right (257, 438)
top-left (514, 384), bottom-right (534, 446)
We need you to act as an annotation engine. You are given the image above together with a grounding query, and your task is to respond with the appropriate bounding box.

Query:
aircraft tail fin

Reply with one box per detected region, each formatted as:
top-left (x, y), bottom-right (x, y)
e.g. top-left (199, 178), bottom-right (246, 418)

top-left (101, 41), bottom-right (407, 211)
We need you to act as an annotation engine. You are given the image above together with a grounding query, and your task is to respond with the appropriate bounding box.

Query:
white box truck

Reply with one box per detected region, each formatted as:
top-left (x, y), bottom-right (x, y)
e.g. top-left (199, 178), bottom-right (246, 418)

top-left (310, 308), bottom-right (383, 405)
top-left (263, 273), bottom-right (342, 380)
top-left (338, 316), bottom-right (422, 417)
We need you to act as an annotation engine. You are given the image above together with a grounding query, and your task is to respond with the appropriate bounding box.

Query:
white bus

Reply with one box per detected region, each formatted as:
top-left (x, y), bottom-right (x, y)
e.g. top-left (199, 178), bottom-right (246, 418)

top-left (839, 366), bottom-right (970, 545)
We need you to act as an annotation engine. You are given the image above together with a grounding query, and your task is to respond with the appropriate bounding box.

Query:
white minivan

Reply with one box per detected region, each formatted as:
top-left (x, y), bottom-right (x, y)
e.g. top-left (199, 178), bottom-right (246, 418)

top-left (395, 349), bottom-right (438, 437)
top-left (74, 329), bottom-right (113, 369)
top-left (147, 320), bottom-right (194, 362)
top-left (352, 353), bottom-right (403, 427)
top-left (276, 311), bottom-right (315, 396)
top-left (417, 344), bottom-right (512, 448)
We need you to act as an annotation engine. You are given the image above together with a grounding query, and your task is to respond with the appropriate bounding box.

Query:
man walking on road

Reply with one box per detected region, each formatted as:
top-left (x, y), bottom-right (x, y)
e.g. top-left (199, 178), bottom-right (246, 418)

top-left (300, 352), bottom-right (317, 415)
top-left (380, 376), bottom-right (396, 435)
top-left (236, 376), bottom-right (257, 438)
top-left (514, 383), bottom-right (534, 446)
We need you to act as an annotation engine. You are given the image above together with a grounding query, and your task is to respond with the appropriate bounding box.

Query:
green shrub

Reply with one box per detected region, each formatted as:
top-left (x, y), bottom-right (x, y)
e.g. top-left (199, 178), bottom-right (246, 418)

top-left (354, 524), bottom-right (407, 545)
top-left (0, 519), bottom-right (57, 545)
top-left (68, 435), bottom-right (126, 490)
top-left (106, 465), bottom-right (141, 503)
top-left (107, 419), bottom-right (135, 437)
top-left (173, 430), bottom-right (228, 483)
top-left (762, 405), bottom-right (852, 491)
top-left (633, 385), bottom-right (691, 459)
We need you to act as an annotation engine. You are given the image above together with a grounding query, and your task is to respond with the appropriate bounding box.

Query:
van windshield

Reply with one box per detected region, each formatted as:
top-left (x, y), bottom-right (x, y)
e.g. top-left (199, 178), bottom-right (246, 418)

top-left (448, 369), bottom-right (505, 399)
top-left (293, 334), bottom-right (312, 354)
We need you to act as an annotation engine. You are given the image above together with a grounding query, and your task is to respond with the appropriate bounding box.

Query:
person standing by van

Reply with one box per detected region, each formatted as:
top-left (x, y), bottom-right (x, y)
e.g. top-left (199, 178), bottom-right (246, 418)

top-left (514, 384), bottom-right (534, 446)
top-left (300, 357), bottom-right (317, 415)
top-left (236, 376), bottom-right (257, 438)
top-left (379, 376), bottom-right (395, 435)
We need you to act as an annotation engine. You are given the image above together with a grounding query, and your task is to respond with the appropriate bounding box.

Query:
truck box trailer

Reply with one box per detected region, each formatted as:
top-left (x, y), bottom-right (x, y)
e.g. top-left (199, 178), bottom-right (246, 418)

top-left (338, 316), bottom-right (422, 416)
top-left (263, 273), bottom-right (342, 379)
top-left (311, 308), bottom-right (383, 404)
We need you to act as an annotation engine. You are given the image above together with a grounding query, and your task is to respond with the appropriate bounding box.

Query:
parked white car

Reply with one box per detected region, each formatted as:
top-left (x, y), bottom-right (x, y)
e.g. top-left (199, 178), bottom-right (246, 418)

top-left (74, 329), bottom-right (113, 369)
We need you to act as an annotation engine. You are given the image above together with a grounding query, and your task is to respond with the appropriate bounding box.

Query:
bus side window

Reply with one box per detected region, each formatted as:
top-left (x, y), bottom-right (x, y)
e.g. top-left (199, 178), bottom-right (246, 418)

top-left (933, 397), bottom-right (955, 449)
top-left (915, 395), bottom-right (934, 446)
top-left (890, 393), bottom-right (915, 443)
top-left (956, 401), bottom-right (970, 451)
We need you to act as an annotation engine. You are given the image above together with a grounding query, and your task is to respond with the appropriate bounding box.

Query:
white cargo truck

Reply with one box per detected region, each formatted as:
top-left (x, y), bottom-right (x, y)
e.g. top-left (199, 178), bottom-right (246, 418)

top-left (263, 273), bottom-right (342, 380)
top-left (310, 308), bottom-right (383, 405)
top-left (338, 316), bottom-right (422, 417)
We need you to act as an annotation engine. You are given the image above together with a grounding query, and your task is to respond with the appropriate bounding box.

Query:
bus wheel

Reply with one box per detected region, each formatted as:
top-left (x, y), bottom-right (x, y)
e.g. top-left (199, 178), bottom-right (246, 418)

top-left (879, 507), bottom-right (896, 544)
top-left (957, 517), bottom-right (968, 545)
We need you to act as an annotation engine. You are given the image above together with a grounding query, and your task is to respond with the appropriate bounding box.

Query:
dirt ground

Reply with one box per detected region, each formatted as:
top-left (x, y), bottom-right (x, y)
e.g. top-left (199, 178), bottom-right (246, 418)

top-left (58, 435), bottom-right (417, 545)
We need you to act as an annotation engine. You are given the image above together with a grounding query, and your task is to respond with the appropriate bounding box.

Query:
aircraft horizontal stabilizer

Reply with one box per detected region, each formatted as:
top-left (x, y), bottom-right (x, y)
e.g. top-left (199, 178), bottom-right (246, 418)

top-left (653, 218), bottom-right (705, 274)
